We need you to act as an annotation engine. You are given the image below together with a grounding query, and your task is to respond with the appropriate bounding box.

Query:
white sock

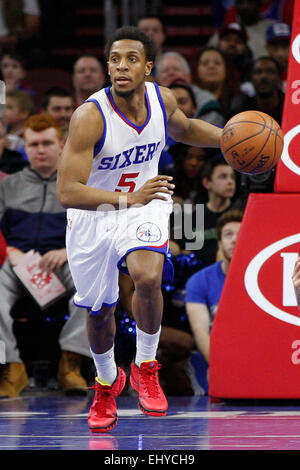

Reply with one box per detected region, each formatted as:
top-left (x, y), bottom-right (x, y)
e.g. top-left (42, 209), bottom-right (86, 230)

top-left (90, 345), bottom-right (117, 385)
top-left (135, 326), bottom-right (161, 367)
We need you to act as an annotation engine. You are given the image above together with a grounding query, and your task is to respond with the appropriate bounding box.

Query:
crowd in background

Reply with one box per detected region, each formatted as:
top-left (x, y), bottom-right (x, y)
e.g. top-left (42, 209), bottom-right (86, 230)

top-left (0, 0), bottom-right (293, 398)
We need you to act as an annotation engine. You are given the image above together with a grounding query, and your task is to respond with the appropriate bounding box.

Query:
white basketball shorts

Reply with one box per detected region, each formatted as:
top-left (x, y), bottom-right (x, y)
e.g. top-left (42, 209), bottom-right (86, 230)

top-left (66, 202), bottom-right (173, 315)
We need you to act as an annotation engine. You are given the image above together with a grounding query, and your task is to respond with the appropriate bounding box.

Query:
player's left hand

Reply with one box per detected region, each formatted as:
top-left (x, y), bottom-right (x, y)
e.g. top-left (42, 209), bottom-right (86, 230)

top-left (39, 249), bottom-right (67, 273)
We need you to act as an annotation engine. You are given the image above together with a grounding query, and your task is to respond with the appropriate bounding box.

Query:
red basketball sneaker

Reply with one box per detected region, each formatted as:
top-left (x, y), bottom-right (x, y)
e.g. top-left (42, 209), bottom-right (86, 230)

top-left (88, 367), bottom-right (126, 433)
top-left (130, 360), bottom-right (168, 416)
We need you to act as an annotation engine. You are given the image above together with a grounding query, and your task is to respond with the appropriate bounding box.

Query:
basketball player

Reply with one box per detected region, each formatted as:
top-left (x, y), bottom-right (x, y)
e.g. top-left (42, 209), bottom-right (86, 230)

top-left (57, 26), bottom-right (222, 433)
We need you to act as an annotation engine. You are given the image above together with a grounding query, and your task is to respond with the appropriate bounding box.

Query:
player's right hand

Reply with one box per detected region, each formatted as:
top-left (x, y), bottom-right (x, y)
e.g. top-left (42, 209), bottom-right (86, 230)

top-left (129, 175), bottom-right (175, 205)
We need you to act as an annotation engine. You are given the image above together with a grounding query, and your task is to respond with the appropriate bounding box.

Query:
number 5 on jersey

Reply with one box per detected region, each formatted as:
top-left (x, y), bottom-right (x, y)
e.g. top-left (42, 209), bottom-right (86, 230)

top-left (115, 173), bottom-right (139, 192)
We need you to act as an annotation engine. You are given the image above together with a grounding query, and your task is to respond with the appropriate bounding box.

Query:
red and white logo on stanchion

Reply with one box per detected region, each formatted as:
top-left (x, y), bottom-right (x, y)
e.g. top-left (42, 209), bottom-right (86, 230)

top-left (245, 234), bottom-right (300, 326)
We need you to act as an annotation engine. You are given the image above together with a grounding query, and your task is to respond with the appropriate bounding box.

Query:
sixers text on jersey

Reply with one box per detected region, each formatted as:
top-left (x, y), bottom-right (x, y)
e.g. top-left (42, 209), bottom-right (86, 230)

top-left (97, 141), bottom-right (161, 170)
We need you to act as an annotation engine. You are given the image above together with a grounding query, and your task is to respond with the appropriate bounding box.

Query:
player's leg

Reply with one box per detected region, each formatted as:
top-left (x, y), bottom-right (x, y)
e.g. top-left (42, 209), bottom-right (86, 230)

top-left (86, 304), bottom-right (126, 433)
top-left (126, 249), bottom-right (168, 416)
top-left (87, 304), bottom-right (117, 383)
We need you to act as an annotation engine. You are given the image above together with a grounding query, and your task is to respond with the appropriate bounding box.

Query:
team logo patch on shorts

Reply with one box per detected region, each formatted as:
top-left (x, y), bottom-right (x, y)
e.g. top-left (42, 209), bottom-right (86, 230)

top-left (136, 222), bottom-right (162, 243)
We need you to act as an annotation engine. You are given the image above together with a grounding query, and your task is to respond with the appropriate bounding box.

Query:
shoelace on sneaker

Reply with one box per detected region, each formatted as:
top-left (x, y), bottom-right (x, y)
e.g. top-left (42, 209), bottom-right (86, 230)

top-left (139, 363), bottom-right (162, 398)
top-left (88, 383), bottom-right (116, 416)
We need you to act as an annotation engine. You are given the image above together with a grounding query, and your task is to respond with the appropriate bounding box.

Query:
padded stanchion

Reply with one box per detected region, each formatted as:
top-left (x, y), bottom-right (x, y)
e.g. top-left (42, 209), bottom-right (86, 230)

top-left (209, 193), bottom-right (300, 399)
top-left (275, 0), bottom-right (300, 192)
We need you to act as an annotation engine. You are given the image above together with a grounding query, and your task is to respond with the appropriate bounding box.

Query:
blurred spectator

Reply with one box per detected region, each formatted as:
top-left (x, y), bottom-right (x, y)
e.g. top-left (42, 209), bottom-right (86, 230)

top-left (0, 113), bottom-right (91, 398)
top-left (41, 87), bottom-right (74, 142)
top-left (171, 145), bottom-right (208, 207)
top-left (208, 0), bottom-right (276, 60)
top-left (0, 51), bottom-right (35, 95)
top-left (156, 51), bottom-right (224, 126)
top-left (0, 0), bottom-right (40, 53)
top-left (0, 170), bottom-right (6, 180)
top-left (185, 209), bottom-right (243, 393)
top-left (3, 89), bottom-right (35, 151)
top-left (137, 15), bottom-right (165, 75)
top-left (0, 116), bottom-right (27, 173)
top-left (228, 56), bottom-right (283, 209)
top-left (176, 156), bottom-right (236, 266)
top-left (230, 56), bottom-right (284, 124)
top-left (196, 46), bottom-right (240, 119)
top-left (159, 83), bottom-right (199, 173)
top-left (169, 83), bottom-right (197, 119)
top-left (219, 0), bottom-right (294, 29)
top-left (72, 56), bottom-right (106, 107)
top-left (266, 22), bottom-right (291, 92)
top-left (218, 22), bottom-right (253, 91)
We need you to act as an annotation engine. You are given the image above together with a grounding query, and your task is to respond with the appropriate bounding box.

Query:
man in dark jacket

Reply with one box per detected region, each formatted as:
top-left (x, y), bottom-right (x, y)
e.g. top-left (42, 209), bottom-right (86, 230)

top-left (0, 114), bottom-right (90, 398)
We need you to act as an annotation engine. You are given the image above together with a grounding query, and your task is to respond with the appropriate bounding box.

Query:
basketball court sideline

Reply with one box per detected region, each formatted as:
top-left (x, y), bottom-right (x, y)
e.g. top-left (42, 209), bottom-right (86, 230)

top-left (1, 392), bottom-right (300, 451)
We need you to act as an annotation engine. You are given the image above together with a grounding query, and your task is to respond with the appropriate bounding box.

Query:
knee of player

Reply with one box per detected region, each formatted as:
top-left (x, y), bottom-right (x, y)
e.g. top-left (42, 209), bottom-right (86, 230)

top-left (133, 272), bottom-right (162, 294)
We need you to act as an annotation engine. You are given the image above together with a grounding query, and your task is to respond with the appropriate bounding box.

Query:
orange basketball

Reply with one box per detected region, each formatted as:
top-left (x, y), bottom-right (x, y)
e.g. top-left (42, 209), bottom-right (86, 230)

top-left (220, 110), bottom-right (284, 175)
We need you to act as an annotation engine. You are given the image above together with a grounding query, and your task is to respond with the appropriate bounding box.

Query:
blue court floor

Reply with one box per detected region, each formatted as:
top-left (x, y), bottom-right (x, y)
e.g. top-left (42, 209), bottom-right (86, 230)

top-left (1, 390), bottom-right (300, 451)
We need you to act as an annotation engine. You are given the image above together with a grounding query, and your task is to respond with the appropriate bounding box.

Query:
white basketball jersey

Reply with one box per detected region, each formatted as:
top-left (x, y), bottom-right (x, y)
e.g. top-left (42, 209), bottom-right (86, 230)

top-left (85, 82), bottom-right (169, 198)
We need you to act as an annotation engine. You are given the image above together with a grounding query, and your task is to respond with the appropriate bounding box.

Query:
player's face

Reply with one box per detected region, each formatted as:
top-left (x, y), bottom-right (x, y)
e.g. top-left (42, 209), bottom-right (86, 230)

top-left (108, 39), bottom-right (153, 97)
top-left (46, 96), bottom-right (74, 131)
top-left (24, 127), bottom-right (62, 176)
top-left (207, 165), bottom-right (236, 198)
top-left (219, 221), bottom-right (241, 262)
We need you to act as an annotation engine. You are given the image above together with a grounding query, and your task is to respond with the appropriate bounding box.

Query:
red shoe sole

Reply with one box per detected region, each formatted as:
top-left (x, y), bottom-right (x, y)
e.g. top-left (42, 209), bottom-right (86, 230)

top-left (138, 401), bottom-right (167, 417)
top-left (89, 416), bottom-right (118, 433)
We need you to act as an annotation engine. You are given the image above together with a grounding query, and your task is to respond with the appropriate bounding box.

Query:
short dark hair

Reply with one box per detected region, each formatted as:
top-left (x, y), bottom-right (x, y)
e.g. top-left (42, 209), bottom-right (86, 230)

top-left (41, 87), bottom-right (73, 110)
top-left (104, 25), bottom-right (157, 63)
top-left (252, 56), bottom-right (281, 75)
top-left (216, 209), bottom-right (243, 240)
top-left (201, 155), bottom-right (230, 181)
top-left (1, 51), bottom-right (27, 69)
top-left (168, 83), bottom-right (197, 108)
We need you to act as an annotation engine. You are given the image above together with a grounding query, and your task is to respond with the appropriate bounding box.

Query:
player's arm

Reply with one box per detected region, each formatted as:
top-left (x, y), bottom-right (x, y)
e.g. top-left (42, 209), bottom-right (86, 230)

top-left (57, 103), bottom-right (174, 210)
top-left (160, 86), bottom-right (222, 148)
top-left (185, 302), bottom-right (211, 364)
